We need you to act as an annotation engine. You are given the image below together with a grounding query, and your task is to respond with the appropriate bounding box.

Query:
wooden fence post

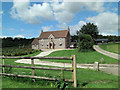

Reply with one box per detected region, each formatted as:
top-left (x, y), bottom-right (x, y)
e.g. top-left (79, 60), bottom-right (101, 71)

top-left (31, 58), bottom-right (34, 76)
top-left (72, 56), bottom-right (74, 80)
top-left (2, 56), bottom-right (5, 73)
top-left (72, 55), bottom-right (77, 88)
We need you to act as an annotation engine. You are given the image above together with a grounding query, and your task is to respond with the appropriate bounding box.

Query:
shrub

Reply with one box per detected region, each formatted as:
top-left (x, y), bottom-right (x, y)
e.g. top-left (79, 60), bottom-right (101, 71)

top-left (78, 34), bottom-right (94, 52)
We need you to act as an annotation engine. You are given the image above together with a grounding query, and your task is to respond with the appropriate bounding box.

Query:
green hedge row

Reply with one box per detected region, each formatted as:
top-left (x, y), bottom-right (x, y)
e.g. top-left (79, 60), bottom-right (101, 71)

top-left (2, 48), bottom-right (40, 56)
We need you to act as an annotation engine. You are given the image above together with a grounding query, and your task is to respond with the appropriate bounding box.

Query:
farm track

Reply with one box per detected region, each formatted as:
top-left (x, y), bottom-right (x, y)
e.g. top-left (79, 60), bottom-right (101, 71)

top-left (93, 45), bottom-right (120, 60)
top-left (15, 48), bottom-right (119, 76)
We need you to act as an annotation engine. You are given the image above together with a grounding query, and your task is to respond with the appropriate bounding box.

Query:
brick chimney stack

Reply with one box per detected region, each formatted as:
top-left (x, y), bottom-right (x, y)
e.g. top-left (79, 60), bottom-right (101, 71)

top-left (68, 26), bottom-right (70, 31)
top-left (41, 29), bottom-right (43, 33)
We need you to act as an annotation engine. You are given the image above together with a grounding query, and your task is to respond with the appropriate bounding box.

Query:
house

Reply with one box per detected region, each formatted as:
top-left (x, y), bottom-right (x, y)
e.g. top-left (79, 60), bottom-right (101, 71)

top-left (32, 26), bottom-right (71, 49)
top-left (94, 39), bottom-right (108, 44)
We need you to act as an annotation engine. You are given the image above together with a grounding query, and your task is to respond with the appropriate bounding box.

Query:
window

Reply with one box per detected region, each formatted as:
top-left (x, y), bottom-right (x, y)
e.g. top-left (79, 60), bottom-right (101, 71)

top-left (59, 43), bottom-right (62, 46)
top-left (34, 44), bottom-right (37, 47)
top-left (42, 43), bottom-right (44, 46)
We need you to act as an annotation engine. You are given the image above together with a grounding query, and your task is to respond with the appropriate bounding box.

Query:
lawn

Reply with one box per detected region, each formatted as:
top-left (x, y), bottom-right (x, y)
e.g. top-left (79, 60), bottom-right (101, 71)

top-left (99, 43), bottom-right (120, 54)
top-left (2, 50), bottom-right (119, 88)
top-left (42, 49), bottom-right (118, 64)
top-left (2, 67), bottom-right (118, 88)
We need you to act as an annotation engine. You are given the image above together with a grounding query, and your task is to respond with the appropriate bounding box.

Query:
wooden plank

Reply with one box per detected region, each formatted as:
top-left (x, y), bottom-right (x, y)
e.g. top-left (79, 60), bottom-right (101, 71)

top-left (1, 56), bottom-right (72, 60)
top-left (0, 73), bottom-right (73, 82)
top-left (0, 65), bottom-right (72, 71)
top-left (72, 55), bottom-right (77, 88)
top-left (2, 56), bottom-right (5, 73)
top-left (31, 58), bottom-right (34, 76)
top-left (72, 57), bottom-right (74, 80)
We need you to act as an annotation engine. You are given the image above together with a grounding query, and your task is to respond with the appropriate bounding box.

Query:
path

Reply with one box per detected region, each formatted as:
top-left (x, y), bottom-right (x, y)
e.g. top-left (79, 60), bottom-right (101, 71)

top-left (35, 49), bottom-right (69, 57)
top-left (15, 49), bottom-right (118, 76)
top-left (93, 45), bottom-right (120, 60)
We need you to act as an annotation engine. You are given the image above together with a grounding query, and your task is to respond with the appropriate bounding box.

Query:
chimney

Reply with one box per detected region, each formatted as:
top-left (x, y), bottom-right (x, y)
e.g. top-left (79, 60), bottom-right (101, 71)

top-left (41, 29), bottom-right (43, 33)
top-left (67, 26), bottom-right (70, 31)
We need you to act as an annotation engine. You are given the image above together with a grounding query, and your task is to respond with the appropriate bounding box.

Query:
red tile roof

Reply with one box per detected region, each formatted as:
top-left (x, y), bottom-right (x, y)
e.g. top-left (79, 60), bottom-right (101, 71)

top-left (38, 30), bottom-right (69, 39)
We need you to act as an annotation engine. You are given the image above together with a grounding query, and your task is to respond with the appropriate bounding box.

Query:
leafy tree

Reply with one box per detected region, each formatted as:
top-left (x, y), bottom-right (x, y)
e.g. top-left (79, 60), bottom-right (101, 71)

top-left (78, 34), bottom-right (94, 52)
top-left (77, 23), bottom-right (99, 39)
top-left (71, 35), bottom-right (78, 42)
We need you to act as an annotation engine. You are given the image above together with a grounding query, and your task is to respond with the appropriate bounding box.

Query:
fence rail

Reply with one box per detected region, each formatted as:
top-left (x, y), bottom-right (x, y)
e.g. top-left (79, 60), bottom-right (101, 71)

top-left (1, 56), bottom-right (72, 60)
top-left (1, 55), bottom-right (77, 87)
top-left (0, 65), bottom-right (72, 71)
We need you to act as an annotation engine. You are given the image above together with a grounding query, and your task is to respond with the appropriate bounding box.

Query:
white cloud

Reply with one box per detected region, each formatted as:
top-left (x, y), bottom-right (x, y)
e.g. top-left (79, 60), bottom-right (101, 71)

top-left (41, 25), bottom-right (53, 32)
top-left (10, 1), bottom-right (105, 24)
top-left (86, 12), bottom-right (118, 35)
top-left (10, 0), bottom-right (54, 24)
top-left (0, 11), bottom-right (3, 15)
top-left (56, 23), bottom-right (67, 29)
top-left (52, 2), bottom-right (105, 23)
top-left (14, 35), bottom-right (24, 38)
top-left (70, 21), bottom-right (86, 35)
top-left (0, 36), bottom-right (11, 38)
top-left (112, 8), bottom-right (117, 12)
top-left (0, 22), bottom-right (1, 30)
top-left (69, 12), bottom-right (118, 35)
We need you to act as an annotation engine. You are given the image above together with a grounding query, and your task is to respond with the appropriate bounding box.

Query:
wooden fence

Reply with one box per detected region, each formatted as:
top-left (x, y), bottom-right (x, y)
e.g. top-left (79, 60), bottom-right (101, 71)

top-left (0, 55), bottom-right (77, 87)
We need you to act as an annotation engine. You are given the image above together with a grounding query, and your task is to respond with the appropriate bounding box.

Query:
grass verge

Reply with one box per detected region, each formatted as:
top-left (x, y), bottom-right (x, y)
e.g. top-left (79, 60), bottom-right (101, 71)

top-left (99, 43), bottom-right (119, 54)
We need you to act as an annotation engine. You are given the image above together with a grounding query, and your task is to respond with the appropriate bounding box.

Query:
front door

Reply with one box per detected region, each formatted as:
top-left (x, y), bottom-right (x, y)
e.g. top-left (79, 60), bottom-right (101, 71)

top-left (50, 43), bottom-right (52, 49)
top-left (49, 42), bottom-right (54, 49)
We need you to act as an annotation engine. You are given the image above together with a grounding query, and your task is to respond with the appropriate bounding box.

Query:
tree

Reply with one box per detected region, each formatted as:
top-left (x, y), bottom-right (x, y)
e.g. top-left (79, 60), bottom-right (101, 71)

top-left (78, 34), bottom-right (94, 52)
top-left (77, 23), bottom-right (99, 39)
top-left (71, 35), bottom-right (78, 42)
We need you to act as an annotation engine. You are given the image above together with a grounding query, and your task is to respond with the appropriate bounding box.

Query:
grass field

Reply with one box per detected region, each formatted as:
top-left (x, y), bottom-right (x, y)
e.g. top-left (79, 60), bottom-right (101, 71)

top-left (2, 68), bottom-right (118, 88)
top-left (99, 43), bottom-right (119, 54)
top-left (2, 50), bottom-right (119, 88)
top-left (42, 49), bottom-right (118, 64)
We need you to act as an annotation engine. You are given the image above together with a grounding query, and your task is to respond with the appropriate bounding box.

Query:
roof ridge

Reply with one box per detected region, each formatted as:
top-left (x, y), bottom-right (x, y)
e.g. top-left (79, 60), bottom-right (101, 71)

top-left (38, 29), bottom-right (69, 39)
top-left (43, 30), bottom-right (67, 33)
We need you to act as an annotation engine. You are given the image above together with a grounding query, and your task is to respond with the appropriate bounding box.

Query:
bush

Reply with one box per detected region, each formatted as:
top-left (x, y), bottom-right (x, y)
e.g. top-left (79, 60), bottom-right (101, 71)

top-left (78, 34), bottom-right (94, 52)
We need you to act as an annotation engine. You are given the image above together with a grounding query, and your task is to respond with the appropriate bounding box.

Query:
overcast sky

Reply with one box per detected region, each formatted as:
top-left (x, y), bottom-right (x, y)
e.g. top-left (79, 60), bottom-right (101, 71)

top-left (1, 0), bottom-right (118, 38)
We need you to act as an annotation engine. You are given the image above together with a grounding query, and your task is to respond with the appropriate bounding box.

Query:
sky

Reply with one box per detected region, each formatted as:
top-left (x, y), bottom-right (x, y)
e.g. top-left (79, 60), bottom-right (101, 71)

top-left (0, 0), bottom-right (119, 38)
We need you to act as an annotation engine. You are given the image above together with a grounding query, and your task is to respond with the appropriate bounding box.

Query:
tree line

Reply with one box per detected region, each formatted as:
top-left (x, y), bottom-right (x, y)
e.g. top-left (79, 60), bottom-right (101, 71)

top-left (2, 37), bottom-right (34, 48)
top-left (71, 35), bottom-right (120, 42)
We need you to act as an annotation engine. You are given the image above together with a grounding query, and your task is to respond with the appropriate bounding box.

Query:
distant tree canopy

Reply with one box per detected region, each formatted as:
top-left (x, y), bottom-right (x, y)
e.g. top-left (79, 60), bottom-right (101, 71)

top-left (77, 23), bottom-right (99, 39)
top-left (2, 37), bottom-right (34, 48)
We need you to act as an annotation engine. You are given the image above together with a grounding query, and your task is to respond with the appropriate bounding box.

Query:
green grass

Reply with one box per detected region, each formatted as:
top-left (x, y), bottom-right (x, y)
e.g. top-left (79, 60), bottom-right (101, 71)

top-left (41, 49), bottom-right (118, 64)
top-left (2, 67), bottom-right (118, 88)
top-left (2, 49), bottom-right (119, 88)
top-left (99, 43), bottom-right (119, 54)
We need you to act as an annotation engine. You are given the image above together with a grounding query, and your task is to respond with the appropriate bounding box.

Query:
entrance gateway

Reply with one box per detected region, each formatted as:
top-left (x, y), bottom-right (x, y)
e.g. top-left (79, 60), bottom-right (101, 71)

top-left (49, 42), bottom-right (54, 49)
